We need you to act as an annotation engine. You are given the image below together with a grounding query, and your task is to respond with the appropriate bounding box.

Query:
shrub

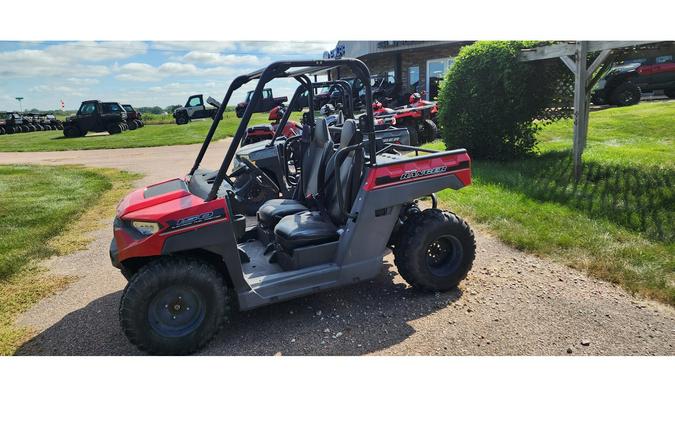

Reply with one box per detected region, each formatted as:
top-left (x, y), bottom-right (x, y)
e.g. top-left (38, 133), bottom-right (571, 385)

top-left (437, 41), bottom-right (572, 159)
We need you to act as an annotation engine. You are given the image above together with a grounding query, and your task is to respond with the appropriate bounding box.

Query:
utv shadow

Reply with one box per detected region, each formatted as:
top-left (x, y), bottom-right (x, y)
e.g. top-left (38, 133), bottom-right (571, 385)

top-left (15, 263), bottom-right (463, 356)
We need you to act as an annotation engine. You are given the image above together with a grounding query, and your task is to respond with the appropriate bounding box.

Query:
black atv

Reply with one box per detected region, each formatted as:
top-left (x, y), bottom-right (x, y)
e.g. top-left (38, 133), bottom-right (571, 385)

top-left (63, 100), bottom-right (128, 138)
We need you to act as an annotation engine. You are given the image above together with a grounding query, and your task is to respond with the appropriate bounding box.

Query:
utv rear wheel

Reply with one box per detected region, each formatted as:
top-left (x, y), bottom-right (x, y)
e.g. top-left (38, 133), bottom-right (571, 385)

top-left (127, 120), bottom-right (138, 130)
top-left (119, 256), bottom-right (228, 355)
top-left (421, 119), bottom-right (438, 142)
top-left (107, 123), bottom-right (122, 134)
top-left (63, 126), bottom-right (81, 138)
top-left (610, 82), bottom-right (641, 106)
top-left (394, 208), bottom-right (475, 292)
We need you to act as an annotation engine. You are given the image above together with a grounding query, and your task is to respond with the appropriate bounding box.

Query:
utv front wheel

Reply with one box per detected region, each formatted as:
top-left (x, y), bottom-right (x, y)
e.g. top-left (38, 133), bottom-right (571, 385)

top-left (394, 208), bottom-right (475, 292)
top-left (610, 82), bottom-right (641, 106)
top-left (119, 257), bottom-right (228, 355)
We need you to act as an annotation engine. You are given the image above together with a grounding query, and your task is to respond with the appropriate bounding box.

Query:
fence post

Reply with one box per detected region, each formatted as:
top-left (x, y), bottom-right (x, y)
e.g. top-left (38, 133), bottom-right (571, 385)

top-left (572, 41), bottom-right (589, 181)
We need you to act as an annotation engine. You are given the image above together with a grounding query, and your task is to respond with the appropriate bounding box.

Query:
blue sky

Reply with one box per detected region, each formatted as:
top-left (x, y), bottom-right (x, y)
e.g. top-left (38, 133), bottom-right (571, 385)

top-left (0, 41), bottom-right (336, 111)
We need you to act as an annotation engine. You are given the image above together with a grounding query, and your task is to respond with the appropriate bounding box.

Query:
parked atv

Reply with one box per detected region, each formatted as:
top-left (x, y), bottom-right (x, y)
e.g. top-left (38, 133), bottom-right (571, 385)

top-left (122, 104), bottom-right (144, 130)
top-left (111, 58), bottom-right (475, 355)
top-left (235, 88), bottom-right (287, 118)
top-left (373, 93), bottom-right (438, 145)
top-left (62, 101), bottom-right (128, 138)
top-left (172, 94), bottom-right (221, 125)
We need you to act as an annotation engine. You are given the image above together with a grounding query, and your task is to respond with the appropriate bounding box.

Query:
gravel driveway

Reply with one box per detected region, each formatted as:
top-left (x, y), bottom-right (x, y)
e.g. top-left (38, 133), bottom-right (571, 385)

top-left (1, 143), bottom-right (673, 355)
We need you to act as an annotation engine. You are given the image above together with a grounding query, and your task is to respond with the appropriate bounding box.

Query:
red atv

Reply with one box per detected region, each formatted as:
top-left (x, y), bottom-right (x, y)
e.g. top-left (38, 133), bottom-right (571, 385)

top-left (241, 104), bottom-right (302, 146)
top-left (373, 93), bottom-right (438, 146)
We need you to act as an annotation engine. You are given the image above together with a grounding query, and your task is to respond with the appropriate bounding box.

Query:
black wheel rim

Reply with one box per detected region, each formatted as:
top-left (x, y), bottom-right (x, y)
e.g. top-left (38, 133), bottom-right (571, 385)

top-left (148, 286), bottom-right (205, 337)
top-left (425, 235), bottom-right (463, 277)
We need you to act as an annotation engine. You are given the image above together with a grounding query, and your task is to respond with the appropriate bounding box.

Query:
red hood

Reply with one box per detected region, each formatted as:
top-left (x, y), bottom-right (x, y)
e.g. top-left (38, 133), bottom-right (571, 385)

top-left (116, 178), bottom-right (191, 217)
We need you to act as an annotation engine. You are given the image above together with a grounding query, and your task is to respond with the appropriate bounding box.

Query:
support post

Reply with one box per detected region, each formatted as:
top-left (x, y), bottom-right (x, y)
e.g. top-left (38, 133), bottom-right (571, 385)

top-left (572, 41), bottom-right (589, 181)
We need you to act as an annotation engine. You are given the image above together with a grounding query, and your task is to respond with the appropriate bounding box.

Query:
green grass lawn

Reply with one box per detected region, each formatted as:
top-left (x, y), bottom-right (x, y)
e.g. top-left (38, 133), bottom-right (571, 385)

top-left (0, 112), bottom-right (271, 152)
top-left (430, 100), bottom-right (674, 305)
top-left (0, 165), bottom-right (137, 354)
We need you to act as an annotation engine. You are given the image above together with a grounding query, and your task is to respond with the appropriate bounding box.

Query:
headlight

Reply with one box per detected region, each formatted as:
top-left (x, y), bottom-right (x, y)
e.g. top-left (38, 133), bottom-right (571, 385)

top-left (596, 79), bottom-right (606, 89)
top-left (131, 221), bottom-right (160, 236)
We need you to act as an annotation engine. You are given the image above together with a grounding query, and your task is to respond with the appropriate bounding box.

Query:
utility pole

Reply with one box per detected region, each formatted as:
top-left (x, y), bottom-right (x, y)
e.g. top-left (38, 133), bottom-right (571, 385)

top-left (15, 97), bottom-right (24, 112)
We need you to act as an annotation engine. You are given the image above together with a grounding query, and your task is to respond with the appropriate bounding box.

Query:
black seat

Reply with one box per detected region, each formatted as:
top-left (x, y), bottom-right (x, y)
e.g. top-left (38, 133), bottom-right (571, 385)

top-left (256, 117), bottom-right (332, 227)
top-left (257, 199), bottom-right (308, 227)
top-left (257, 117), bottom-right (359, 229)
top-left (274, 120), bottom-right (364, 251)
top-left (273, 211), bottom-right (338, 250)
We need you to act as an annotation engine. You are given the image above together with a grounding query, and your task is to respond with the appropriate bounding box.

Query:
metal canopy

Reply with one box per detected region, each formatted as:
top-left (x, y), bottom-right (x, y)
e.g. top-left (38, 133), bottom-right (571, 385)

top-left (518, 41), bottom-right (666, 179)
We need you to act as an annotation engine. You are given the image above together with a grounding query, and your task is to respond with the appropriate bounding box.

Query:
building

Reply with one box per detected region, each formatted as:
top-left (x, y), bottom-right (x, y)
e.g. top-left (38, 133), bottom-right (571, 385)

top-left (323, 41), bottom-right (473, 101)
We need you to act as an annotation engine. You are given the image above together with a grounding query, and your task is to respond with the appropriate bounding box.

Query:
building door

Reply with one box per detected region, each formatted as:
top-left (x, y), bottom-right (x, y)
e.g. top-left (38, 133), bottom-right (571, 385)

top-left (426, 57), bottom-right (455, 100)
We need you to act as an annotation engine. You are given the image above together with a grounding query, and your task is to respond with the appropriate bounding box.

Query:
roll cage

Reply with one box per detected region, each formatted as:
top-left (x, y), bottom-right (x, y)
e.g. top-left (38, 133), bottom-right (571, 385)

top-left (188, 59), bottom-right (378, 202)
top-left (264, 78), bottom-right (355, 147)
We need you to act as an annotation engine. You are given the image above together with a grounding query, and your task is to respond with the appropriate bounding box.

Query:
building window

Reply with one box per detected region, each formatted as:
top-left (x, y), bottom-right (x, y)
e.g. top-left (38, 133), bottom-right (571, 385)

top-left (426, 58), bottom-right (455, 100)
top-left (408, 66), bottom-right (420, 91)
